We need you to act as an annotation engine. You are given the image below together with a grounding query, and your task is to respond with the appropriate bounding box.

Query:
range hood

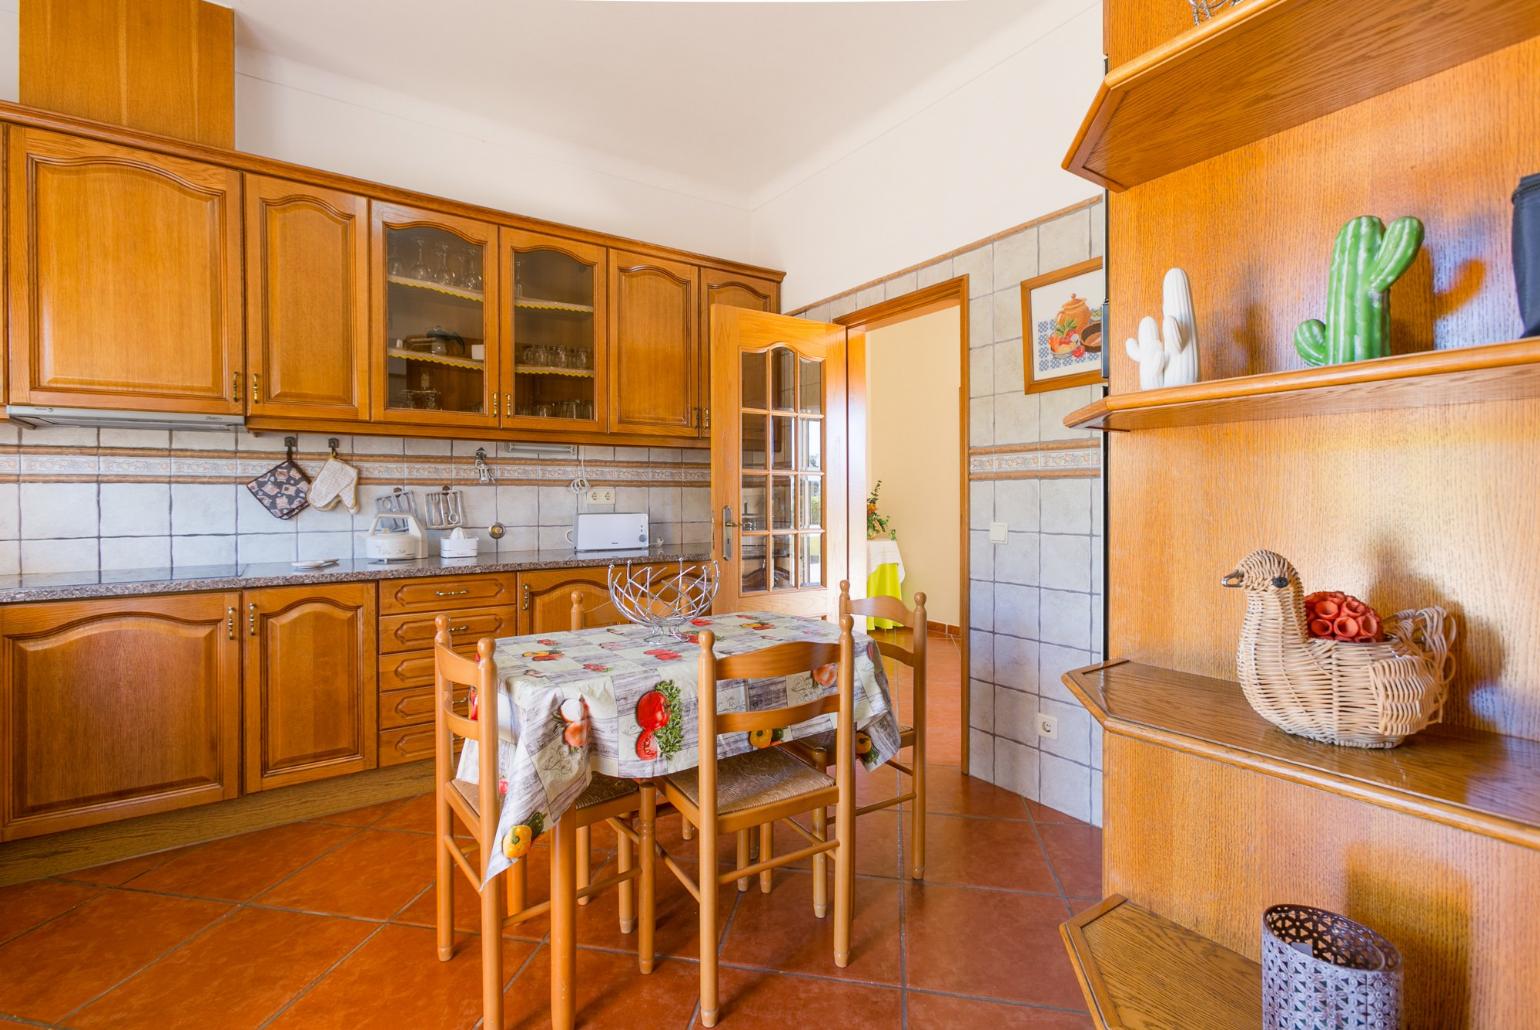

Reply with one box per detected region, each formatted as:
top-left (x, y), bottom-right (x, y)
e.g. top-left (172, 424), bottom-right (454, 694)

top-left (6, 405), bottom-right (245, 432)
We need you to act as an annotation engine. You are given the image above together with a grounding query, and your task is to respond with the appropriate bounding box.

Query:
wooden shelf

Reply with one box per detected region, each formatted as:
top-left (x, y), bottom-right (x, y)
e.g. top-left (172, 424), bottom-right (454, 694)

top-left (386, 274), bottom-right (484, 302)
top-left (1062, 896), bottom-right (1259, 1029)
top-left (384, 347), bottom-right (484, 371)
top-left (1064, 338), bottom-right (1540, 432)
top-left (514, 365), bottom-right (594, 378)
top-left (1063, 0), bottom-right (1540, 190)
top-left (514, 298), bottom-right (593, 314)
top-left (1064, 661), bottom-right (1540, 849)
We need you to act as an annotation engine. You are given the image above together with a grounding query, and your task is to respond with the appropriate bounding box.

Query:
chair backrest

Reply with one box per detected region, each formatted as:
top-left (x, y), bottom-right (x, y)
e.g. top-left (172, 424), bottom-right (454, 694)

top-left (433, 615), bottom-right (501, 845)
top-left (839, 579), bottom-right (927, 671)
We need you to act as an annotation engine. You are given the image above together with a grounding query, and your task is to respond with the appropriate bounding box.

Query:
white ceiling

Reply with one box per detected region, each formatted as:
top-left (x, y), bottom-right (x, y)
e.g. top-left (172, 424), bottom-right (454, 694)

top-left (228, 0), bottom-right (1062, 209)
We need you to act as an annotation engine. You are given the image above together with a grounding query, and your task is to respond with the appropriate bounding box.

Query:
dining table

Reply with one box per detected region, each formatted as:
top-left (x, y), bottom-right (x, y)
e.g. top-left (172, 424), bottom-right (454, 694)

top-left (457, 608), bottom-right (904, 885)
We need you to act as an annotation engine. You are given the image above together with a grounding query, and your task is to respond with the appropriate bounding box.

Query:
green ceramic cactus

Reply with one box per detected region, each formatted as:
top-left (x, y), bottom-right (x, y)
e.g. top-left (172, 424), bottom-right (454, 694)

top-left (1295, 215), bottom-right (1424, 366)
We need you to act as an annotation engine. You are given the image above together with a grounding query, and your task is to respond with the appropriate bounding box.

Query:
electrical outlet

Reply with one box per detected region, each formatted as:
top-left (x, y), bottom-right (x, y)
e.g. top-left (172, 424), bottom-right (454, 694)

top-left (1036, 713), bottom-right (1058, 741)
top-left (988, 521), bottom-right (1009, 543)
top-left (586, 487), bottom-right (615, 505)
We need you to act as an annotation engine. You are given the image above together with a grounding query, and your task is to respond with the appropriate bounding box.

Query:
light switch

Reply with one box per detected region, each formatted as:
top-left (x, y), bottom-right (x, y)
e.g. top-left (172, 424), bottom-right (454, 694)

top-left (988, 521), bottom-right (1008, 543)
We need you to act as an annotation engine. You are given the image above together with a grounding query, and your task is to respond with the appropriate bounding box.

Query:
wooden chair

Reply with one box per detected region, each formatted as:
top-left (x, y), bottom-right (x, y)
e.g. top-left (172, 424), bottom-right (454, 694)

top-left (658, 617), bottom-right (858, 1027)
top-left (433, 615), bottom-right (656, 1030)
top-left (787, 580), bottom-right (928, 880)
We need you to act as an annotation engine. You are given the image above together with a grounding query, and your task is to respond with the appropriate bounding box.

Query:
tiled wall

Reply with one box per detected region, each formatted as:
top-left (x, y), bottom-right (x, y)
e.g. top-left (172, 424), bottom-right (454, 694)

top-left (793, 197), bottom-right (1107, 825)
top-left (0, 425), bottom-right (710, 576)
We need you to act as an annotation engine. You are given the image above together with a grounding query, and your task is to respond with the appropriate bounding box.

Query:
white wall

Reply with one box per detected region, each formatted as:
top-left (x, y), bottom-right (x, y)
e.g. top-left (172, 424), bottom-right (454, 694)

top-left (750, 2), bottom-right (1104, 310)
top-left (866, 307), bottom-right (962, 625)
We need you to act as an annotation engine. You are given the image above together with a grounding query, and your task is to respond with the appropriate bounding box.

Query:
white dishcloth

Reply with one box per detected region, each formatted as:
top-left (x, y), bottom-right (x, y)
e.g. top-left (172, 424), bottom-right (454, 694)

top-left (307, 456), bottom-right (361, 513)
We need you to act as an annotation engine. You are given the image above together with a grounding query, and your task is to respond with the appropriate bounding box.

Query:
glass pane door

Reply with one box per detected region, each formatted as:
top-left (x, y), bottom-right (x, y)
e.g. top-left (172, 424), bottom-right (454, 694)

top-left (502, 230), bottom-right (605, 429)
top-left (376, 207), bottom-right (496, 425)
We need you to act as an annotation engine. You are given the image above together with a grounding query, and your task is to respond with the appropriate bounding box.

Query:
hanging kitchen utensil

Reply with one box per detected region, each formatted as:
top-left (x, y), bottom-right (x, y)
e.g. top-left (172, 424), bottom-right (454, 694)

top-left (307, 439), bottom-right (361, 513)
top-left (375, 487), bottom-right (417, 532)
top-left (245, 437), bottom-right (311, 521)
top-left (424, 484), bottom-right (464, 529)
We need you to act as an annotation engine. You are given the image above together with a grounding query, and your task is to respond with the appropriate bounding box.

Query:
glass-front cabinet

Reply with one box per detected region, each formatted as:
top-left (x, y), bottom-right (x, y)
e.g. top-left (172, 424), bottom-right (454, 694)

top-left (370, 202), bottom-right (501, 428)
top-left (500, 229), bottom-right (606, 431)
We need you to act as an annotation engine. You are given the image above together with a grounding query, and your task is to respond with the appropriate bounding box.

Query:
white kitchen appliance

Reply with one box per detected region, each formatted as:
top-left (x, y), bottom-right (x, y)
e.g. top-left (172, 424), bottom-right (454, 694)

top-left (571, 512), bottom-right (649, 552)
top-left (439, 527), bottom-right (479, 559)
top-left (365, 511), bottom-right (427, 562)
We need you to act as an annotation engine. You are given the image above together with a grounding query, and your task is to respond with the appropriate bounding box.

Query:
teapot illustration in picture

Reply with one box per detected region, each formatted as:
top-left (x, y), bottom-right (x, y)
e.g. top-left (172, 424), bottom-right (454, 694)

top-left (1047, 294), bottom-right (1102, 356)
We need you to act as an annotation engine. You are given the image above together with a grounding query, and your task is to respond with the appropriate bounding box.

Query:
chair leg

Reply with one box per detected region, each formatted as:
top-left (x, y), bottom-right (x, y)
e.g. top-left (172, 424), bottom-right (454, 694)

top-left (736, 829), bottom-right (750, 892)
top-left (639, 783), bottom-right (657, 974)
top-left (435, 787), bottom-right (454, 961)
top-left (834, 793), bottom-right (854, 968)
top-left (682, 817), bottom-right (695, 841)
top-left (551, 815), bottom-right (578, 1030)
top-left (699, 814), bottom-right (720, 1028)
top-left (911, 755), bottom-right (926, 880)
top-left (811, 806), bottom-right (828, 918)
top-left (617, 818), bottom-right (635, 933)
top-left (758, 821), bottom-right (773, 893)
top-left (576, 825), bottom-right (592, 906)
top-left (480, 870), bottom-right (504, 1029)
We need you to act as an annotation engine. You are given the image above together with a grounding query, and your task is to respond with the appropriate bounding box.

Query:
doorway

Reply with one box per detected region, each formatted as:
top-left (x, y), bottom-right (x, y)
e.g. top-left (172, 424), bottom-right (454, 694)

top-left (841, 279), bottom-right (970, 771)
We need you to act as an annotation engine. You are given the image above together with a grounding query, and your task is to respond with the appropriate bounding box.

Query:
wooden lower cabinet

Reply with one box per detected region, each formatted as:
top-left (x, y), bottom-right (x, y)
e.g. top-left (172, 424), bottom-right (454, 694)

top-left (243, 582), bottom-right (377, 792)
top-left (519, 567), bottom-right (627, 634)
top-left (0, 593), bottom-right (242, 840)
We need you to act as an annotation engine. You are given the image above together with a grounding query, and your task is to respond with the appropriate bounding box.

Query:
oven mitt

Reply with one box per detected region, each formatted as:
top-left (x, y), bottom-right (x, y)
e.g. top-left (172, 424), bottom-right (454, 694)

top-left (307, 455), bottom-right (361, 514)
top-left (245, 458), bottom-right (311, 521)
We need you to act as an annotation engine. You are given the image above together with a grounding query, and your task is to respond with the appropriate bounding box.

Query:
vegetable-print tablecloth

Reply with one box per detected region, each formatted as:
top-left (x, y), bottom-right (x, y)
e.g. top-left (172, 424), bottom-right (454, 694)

top-left (458, 611), bottom-right (902, 883)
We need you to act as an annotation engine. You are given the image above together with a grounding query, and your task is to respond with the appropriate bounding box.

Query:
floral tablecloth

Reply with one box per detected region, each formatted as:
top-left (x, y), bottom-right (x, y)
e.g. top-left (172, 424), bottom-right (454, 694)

top-left (458, 611), bottom-right (902, 883)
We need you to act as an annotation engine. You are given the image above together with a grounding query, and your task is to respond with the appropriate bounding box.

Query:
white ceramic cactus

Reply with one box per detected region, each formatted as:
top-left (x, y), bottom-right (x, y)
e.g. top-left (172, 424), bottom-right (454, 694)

top-left (1124, 268), bottom-right (1200, 390)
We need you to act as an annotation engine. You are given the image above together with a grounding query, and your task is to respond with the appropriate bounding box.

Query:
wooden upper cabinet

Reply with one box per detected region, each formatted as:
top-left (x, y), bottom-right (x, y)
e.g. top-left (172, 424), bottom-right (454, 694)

top-left (700, 269), bottom-right (781, 438)
top-left (244, 176), bottom-right (369, 421)
top-left (501, 228), bottom-right (607, 432)
top-left (609, 251), bottom-right (700, 437)
top-left (369, 201), bottom-right (501, 429)
top-left (242, 582), bottom-right (377, 792)
top-left (7, 127), bottom-right (244, 413)
top-left (0, 593), bottom-right (241, 840)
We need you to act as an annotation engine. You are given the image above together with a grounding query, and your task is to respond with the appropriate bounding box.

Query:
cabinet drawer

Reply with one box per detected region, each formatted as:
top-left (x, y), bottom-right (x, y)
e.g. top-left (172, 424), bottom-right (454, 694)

top-left (379, 683), bottom-right (470, 730)
top-left (378, 604), bottom-right (517, 653)
top-left (378, 723), bottom-right (442, 767)
top-left (378, 647), bottom-right (476, 692)
top-left (379, 574), bottom-right (518, 614)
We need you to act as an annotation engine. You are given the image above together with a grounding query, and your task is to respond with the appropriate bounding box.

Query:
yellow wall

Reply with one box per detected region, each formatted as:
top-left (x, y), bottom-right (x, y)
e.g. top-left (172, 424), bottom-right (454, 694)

top-left (865, 307), bottom-right (962, 625)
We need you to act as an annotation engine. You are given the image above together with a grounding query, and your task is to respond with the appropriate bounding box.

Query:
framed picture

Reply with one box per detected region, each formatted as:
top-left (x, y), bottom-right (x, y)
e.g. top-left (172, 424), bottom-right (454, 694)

top-left (1020, 257), bottom-right (1106, 394)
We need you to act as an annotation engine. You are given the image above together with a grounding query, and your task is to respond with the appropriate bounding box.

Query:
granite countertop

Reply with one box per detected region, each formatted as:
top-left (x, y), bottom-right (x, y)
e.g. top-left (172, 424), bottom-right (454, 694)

top-left (0, 546), bottom-right (713, 604)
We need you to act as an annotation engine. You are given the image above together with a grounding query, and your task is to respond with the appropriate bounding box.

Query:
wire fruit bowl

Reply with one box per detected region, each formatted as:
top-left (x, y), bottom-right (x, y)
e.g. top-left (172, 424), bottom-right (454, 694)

top-left (608, 560), bottom-right (720, 642)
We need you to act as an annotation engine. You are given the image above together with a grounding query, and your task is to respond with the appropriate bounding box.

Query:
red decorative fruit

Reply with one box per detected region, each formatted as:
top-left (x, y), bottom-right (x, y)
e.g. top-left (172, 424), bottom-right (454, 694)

top-left (636, 690), bottom-right (670, 731)
top-left (635, 729), bottom-right (659, 760)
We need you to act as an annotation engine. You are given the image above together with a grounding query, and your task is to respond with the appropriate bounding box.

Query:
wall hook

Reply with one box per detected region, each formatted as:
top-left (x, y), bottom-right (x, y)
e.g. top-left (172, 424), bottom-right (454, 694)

top-left (328, 437), bottom-right (340, 459)
top-left (283, 436), bottom-right (297, 461)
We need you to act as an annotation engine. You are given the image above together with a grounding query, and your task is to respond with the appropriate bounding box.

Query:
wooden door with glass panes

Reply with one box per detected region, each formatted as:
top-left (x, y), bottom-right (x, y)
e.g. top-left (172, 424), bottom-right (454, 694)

top-left (369, 201), bottom-right (500, 429)
top-left (711, 308), bottom-right (848, 618)
top-left (499, 229), bottom-right (606, 431)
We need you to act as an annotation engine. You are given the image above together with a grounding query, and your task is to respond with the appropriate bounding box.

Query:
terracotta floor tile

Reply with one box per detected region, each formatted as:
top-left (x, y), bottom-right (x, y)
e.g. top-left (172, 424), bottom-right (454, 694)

top-left (70, 907), bottom-right (372, 1029)
top-left (503, 948), bottom-right (700, 1029)
top-left (1035, 823), bottom-right (1103, 900)
top-left (126, 822), bottom-right (359, 902)
top-left (907, 992), bottom-right (1093, 1028)
top-left (0, 890), bottom-right (228, 1022)
top-left (0, 878), bottom-right (97, 944)
top-left (1024, 800), bottom-right (1084, 825)
top-left (904, 813), bottom-right (1058, 892)
top-left (719, 872), bottom-right (902, 985)
top-left (904, 884), bottom-right (1081, 1008)
top-left (395, 843), bottom-right (553, 942)
top-left (56, 852), bottom-right (174, 887)
top-left (307, 797), bottom-right (408, 827)
top-left (919, 765), bottom-right (1031, 820)
top-left (574, 853), bottom-right (727, 960)
top-left (269, 923), bottom-right (535, 1030)
top-left (705, 967), bottom-right (903, 1028)
top-left (257, 829), bottom-right (435, 920)
top-left (768, 809), bottom-right (902, 879)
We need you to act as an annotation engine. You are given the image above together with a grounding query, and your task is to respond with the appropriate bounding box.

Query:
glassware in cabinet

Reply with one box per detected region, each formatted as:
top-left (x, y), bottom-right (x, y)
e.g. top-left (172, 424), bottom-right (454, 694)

top-left (500, 228), bottom-right (606, 429)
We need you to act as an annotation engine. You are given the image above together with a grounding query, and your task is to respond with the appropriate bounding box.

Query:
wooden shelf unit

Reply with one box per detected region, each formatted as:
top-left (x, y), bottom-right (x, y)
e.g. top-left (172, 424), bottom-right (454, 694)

top-left (1064, 661), bottom-right (1540, 851)
top-left (386, 274), bottom-right (484, 302)
top-left (1063, 0), bottom-right (1540, 191)
top-left (383, 347), bottom-right (484, 372)
top-left (1064, 338), bottom-right (1540, 432)
top-left (1062, 895), bottom-right (1260, 1029)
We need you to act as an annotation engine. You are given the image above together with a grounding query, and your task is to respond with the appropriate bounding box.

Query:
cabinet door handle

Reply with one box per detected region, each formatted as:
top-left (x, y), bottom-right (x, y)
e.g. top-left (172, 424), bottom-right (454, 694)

top-left (521, 583), bottom-right (531, 611)
top-left (449, 624), bottom-right (470, 634)
top-left (492, 391), bottom-right (499, 417)
top-left (232, 371), bottom-right (242, 402)
top-left (435, 588), bottom-right (470, 598)
top-left (251, 373), bottom-right (261, 402)
top-left (226, 606), bottom-right (236, 640)
top-left (505, 393), bottom-right (512, 418)
top-left (247, 602), bottom-right (257, 636)
top-left (721, 506), bottom-right (736, 561)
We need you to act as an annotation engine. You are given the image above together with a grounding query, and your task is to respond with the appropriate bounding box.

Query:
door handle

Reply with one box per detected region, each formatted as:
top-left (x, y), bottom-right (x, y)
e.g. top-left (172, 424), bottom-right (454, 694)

top-left (226, 606), bottom-right (236, 640)
top-left (521, 583), bottom-right (531, 611)
top-left (247, 602), bottom-right (257, 636)
top-left (435, 588), bottom-right (470, 598)
top-left (232, 371), bottom-right (242, 402)
top-left (251, 373), bottom-right (261, 402)
top-left (721, 506), bottom-right (736, 561)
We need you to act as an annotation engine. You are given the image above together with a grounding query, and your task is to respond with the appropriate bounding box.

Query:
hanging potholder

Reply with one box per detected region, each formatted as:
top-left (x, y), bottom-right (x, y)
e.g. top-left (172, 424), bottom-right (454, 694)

top-left (245, 458), bottom-right (311, 521)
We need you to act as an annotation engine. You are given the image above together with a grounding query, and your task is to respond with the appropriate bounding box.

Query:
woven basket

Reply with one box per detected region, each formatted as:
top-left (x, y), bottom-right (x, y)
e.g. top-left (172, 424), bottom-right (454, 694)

top-left (1261, 904), bottom-right (1402, 1029)
top-left (1228, 550), bottom-right (1457, 749)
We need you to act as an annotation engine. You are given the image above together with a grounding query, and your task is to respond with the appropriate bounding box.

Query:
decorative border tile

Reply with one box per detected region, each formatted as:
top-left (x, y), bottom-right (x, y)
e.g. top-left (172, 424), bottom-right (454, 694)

top-left (968, 439), bottom-right (1101, 480)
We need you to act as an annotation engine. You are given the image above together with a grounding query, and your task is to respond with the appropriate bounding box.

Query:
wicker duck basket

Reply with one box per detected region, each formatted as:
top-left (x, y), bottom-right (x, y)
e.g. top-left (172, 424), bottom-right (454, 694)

top-left (1228, 551), bottom-right (1458, 749)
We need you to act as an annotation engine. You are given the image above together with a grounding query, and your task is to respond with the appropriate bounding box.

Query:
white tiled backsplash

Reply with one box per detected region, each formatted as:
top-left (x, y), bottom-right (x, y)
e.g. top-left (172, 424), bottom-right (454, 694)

top-left (795, 197), bottom-right (1107, 826)
top-left (0, 425), bottom-right (710, 576)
